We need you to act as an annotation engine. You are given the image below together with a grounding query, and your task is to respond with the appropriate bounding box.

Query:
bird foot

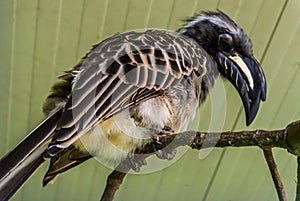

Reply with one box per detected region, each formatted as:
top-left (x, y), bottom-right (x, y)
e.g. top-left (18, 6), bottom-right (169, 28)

top-left (152, 126), bottom-right (177, 160)
top-left (154, 147), bottom-right (177, 160)
top-left (127, 154), bottom-right (147, 172)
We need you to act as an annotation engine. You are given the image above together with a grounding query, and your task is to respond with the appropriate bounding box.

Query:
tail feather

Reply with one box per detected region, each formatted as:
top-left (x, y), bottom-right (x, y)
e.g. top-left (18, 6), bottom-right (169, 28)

top-left (0, 154), bottom-right (44, 201)
top-left (0, 109), bottom-right (62, 201)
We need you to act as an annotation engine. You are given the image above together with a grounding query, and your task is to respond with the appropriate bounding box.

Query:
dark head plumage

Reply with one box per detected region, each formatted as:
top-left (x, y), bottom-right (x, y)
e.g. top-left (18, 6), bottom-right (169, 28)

top-left (179, 10), bottom-right (266, 125)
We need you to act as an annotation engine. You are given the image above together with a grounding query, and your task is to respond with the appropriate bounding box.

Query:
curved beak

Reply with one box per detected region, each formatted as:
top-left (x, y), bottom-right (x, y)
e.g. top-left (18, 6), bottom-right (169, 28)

top-left (217, 51), bottom-right (267, 126)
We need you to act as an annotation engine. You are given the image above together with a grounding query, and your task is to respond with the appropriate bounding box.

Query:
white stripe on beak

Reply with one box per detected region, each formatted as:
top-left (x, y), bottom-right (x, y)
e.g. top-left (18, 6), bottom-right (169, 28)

top-left (229, 55), bottom-right (254, 90)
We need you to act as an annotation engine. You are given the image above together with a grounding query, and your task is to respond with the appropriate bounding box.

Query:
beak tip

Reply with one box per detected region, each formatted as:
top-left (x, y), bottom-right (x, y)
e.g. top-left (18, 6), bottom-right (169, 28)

top-left (246, 117), bottom-right (254, 126)
top-left (245, 100), bottom-right (261, 126)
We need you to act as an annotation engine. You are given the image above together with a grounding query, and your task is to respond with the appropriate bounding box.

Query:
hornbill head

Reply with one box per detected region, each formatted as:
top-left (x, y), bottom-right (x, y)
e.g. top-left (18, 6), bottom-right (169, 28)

top-left (179, 11), bottom-right (266, 126)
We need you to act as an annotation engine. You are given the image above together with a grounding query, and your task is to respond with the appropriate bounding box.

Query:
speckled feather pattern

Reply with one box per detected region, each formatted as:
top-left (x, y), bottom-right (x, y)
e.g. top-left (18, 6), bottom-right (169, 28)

top-left (44, 29), bottom-right (219, 156)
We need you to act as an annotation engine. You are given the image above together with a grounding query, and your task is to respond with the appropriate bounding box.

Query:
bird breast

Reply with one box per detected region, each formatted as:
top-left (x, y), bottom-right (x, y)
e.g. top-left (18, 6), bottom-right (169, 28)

top-left (75, 81), bottom-right (199, 167)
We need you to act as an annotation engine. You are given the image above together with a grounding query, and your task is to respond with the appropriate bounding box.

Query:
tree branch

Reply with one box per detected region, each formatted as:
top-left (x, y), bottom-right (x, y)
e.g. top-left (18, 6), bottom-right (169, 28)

top-left (99, 120), bottom-right (300, 201)
top-left (263, 148), bottom-right (287, 201)
top-left (100, 164), bottom-right (129, 201)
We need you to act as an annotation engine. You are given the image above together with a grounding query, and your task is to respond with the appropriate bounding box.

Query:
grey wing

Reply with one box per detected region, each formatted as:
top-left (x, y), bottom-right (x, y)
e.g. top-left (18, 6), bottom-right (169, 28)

top-left (46, 29), bottom-right (209, 156)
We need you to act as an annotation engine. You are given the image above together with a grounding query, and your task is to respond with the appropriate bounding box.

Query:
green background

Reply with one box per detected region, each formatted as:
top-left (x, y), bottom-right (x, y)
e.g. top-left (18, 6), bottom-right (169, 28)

top-left (0, 0), bottom-right (299, 200)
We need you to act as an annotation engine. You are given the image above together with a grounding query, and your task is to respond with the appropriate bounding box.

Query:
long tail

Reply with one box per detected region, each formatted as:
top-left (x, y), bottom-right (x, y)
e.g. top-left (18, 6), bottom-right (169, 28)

top-left (0, 109), bottom-right (62, 201)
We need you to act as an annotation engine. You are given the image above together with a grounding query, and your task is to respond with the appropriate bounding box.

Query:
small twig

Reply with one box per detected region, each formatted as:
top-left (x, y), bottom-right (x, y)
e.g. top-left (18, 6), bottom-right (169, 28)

top-left (263, 148), bottom-right (287, 201)
top-left (99, 153), bottom-right (151, 201)
top-left (99, 159), bottom-right (131, 201)
top-left (100, 170), bottom-right (127, 201)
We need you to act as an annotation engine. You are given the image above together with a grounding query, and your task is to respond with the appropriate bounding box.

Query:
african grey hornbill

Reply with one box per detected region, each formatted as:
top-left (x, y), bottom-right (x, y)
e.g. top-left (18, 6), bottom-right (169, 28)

top-left (0, 11), bottom-right (266, 201)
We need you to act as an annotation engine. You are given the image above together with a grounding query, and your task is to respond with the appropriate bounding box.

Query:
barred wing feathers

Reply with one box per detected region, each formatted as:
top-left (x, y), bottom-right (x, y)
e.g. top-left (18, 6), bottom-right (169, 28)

top-left (47, 29), bottom-right (212, 155)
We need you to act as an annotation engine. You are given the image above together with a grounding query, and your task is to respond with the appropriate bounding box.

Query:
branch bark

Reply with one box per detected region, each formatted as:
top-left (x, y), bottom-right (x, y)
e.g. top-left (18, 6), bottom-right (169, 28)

top-left (99, 120), bottom-right (300, 201)
top-left (263, 148), bottom-right (287, 201)
top-left (100, 166), bottom-right (129, 201)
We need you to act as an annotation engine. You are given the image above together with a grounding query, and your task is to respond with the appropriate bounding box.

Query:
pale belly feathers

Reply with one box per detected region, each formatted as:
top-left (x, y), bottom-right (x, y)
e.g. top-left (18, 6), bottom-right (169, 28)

top-left (74, 85), bottom-right (199, 167)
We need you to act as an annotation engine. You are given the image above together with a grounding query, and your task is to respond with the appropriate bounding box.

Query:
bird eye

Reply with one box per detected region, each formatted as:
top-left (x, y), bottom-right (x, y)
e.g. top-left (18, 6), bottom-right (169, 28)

top-left (218, 34), bottom-right (233, 52)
